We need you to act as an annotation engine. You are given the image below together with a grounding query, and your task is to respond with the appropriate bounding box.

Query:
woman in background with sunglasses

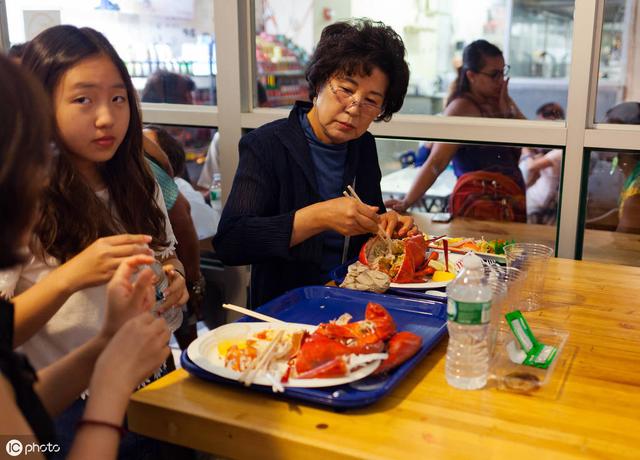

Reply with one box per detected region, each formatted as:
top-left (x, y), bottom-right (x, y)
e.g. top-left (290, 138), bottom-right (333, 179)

top-left (386, 39), bottom-right (527, 215)
top-left (213, 19), bottom-right (416, 307)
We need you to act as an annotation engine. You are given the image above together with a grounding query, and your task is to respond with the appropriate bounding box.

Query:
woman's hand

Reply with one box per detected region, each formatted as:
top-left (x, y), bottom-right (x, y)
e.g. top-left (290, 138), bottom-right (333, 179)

top-left (384, 198), bottom-right (409, 213)
top-left (379, 210), bottom-right (418, 238)
top-left (498, 78), bottom-right (515, 118)
top-left (101, 255), bottom-right (157, 339)
top-left (91, 313), bottom-right (170, 398)
top-left (324, 197), bottom-right (381, 236)
top-left (157, 264), bottom-right (189, 313)
top-left (58, 234), bottom-right (154, 293)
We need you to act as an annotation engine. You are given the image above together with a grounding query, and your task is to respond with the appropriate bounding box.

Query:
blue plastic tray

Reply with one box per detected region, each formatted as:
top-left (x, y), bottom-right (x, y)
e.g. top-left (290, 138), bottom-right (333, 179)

top-left (329, 259), bottom-right (449, 302)
top-left (181, 285), bottom-right (447, 409)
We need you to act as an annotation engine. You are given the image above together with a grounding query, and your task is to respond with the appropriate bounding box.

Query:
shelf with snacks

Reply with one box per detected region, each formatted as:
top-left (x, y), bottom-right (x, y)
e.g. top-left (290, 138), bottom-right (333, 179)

top-left (256, 32), bottom-right (308, 107)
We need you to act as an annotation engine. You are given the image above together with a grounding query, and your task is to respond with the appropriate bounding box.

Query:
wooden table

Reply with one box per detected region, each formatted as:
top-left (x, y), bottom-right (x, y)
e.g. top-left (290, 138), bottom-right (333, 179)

top-left (410, 213), bottom-right (640, 267)
top-left (128, 258), bottom-right (640, 459)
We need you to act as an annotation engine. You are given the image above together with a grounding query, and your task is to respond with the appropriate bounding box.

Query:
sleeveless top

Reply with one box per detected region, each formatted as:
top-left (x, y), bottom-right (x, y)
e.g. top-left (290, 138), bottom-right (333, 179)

top-left (451, 95), bottom-right (526, 191)
top-left (0, 298), bottom-right (57, 453)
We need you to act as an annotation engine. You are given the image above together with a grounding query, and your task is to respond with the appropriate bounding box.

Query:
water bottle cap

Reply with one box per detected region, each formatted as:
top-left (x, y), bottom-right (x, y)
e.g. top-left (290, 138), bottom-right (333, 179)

top-left (461, 252), bottom-right (483, 269)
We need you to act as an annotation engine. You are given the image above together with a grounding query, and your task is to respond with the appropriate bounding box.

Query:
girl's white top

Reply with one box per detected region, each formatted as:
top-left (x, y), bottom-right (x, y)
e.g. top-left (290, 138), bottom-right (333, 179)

top-left (0, 185), bottom-right (177, 370)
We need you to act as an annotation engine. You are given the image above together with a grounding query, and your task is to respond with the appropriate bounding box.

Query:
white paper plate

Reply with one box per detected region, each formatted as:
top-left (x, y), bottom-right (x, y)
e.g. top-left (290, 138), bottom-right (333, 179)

top-left (187, 322), bottom-right (382, 388)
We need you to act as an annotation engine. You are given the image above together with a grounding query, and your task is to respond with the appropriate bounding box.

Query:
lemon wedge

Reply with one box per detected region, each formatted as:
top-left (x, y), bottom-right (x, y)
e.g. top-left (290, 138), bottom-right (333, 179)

top-left (432, 270), bottom-right (456, 282)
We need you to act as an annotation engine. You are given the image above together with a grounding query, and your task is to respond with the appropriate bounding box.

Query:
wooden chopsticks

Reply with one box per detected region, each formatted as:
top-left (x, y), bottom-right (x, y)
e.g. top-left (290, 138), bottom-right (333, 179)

top-left (343, 185), bottom-right (392, 244)
top-left (223, 303), bottom-right (285, 324)
top-left (239, 329), bottom-right (286, 387)
top-left (221, 304), bottom-right (287, 387)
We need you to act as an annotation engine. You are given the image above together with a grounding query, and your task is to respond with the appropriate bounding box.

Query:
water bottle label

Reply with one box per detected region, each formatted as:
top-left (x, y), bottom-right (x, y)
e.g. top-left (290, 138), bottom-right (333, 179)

top-left (447, 299), bottom-right (491, 324)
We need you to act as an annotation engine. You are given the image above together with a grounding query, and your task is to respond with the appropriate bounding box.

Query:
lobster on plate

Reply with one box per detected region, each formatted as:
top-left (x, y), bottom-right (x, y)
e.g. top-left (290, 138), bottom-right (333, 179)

top-left (292, 302), bottom-right (423, 379)
top-left (358, 234), bottom-right (437, 283)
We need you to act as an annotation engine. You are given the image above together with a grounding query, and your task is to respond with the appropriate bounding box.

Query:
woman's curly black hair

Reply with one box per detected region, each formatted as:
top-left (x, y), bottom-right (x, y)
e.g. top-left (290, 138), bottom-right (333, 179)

top-left (305, 19), bottom-right (410, 122)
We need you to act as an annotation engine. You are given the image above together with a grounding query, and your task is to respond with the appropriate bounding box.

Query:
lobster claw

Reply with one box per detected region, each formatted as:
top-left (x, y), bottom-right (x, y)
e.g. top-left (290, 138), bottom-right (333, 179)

top-left (373, 331), bottom-right (423, 375)
top-left (365, 302), bottom-right (396, 341)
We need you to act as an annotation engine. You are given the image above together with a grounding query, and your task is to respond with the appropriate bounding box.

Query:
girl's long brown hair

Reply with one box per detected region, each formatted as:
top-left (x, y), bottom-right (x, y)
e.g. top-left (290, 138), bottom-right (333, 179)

top-left (22, 26), bottom-right (168, 262)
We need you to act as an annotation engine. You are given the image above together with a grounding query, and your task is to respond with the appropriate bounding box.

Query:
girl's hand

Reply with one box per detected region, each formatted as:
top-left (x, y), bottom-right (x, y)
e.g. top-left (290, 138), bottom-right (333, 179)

top-left (91, 313), bottom-right (170, 396)
top-left (384, 198), bottom-right (409, 213)
top-left (157, 264), bottom-right (189, 312)
top-left (60, 234), bottom-right (154, 292)
top-left (323, 197), bottom-right (380, 236)
top-left (380, 210), bottom-right (418, 238)
top-left (101, 255), bottom-right (156, 339)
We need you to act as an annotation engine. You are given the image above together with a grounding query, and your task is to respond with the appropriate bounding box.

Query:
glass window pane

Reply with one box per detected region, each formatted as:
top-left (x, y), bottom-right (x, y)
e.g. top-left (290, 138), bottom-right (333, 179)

top-left (582, 150), bottom-right (640, 267)
top-left (253, 0), bottom-right (574, 120)
top-left (6, 0), bottom-right (217, 105)
top-left (377, 138), bottom-right (561, 249)
top-left (595, 0), bottom-right (639, 123)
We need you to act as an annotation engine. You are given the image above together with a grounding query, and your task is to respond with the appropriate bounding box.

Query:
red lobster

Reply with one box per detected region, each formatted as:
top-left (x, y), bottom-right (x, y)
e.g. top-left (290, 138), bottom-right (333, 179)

top-left (293, 302), bottom-right (423, 379)
top-left (359, 234), bottom-right (437, 283)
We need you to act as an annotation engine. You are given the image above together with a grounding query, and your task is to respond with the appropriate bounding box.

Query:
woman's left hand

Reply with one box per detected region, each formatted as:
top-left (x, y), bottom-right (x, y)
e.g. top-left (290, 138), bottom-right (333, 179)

top-left (379, 210), bottom-right (419, 238)
top-left (158, 264), bottom-right (189, 312)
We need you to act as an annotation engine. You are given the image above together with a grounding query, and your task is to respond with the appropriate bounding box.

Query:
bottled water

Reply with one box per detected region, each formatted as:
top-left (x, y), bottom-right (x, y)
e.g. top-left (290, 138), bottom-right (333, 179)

top-left (445, 253), bottom-right (492, 390)
top-left (209, 172), bottom-right (222, 203)
top-left (148, 261), bottom-right (184, 333)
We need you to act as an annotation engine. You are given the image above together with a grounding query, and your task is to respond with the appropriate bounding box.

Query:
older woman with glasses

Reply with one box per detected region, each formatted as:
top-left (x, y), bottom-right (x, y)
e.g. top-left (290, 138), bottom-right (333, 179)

top-left (213, 19), bottom-right (414, 307)
top-left (386, 39), bottom-right (528, 216)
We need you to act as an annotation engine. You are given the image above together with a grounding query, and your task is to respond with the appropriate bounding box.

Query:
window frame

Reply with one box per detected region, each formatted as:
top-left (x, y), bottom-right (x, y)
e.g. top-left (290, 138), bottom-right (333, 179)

top-left (2, 0), bottom-right (640, 260)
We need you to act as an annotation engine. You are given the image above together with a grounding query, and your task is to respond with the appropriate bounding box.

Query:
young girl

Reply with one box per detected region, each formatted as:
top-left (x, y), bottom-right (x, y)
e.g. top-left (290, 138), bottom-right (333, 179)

top-left (0, 25), bottom-right (188, 455)
top-left (0, 53), bottom-right (170, 460)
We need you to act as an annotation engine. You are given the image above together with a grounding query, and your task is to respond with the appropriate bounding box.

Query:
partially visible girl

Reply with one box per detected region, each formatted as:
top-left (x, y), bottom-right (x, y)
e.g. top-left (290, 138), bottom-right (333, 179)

top-left (0, 54), bottom-right (170, 460)
top-left (0, 25), bottom-right (188, 456)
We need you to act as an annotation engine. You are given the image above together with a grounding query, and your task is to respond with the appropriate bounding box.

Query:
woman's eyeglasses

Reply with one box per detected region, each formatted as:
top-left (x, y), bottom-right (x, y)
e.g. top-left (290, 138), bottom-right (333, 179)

top-left (478, 64), bottom-right (511, 81)
top-left (327, 81), bottom-right (383, 116)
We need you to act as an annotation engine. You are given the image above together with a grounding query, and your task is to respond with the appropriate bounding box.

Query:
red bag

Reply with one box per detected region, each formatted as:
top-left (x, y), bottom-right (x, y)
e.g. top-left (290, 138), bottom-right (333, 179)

top-left (449, 171), bottom-right (526, 222)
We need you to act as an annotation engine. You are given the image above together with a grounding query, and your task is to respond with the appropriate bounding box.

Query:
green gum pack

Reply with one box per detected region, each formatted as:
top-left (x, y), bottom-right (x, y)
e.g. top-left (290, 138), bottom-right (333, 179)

top-left (505, 310), bottom-right (557, 369)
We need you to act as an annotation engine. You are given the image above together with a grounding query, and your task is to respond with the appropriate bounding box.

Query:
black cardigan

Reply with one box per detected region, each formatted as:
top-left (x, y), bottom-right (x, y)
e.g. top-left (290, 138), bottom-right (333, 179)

top-left (213, 101), bottom-right (385, 307)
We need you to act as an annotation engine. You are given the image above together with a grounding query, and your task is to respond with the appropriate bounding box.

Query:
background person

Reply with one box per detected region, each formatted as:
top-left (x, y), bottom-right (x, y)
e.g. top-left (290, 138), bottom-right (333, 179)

top-left (385, 39), bottom-right (526, 217)
top-left (520, 102), bottom-right (565, 224)
top-left (213, 19), bottom-right (416, 307)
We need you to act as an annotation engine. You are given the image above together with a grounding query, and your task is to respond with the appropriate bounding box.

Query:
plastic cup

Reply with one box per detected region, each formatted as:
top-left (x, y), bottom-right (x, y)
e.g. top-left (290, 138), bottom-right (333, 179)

top-left (503, 243), bottom-right (553, 311)
top-left (485, 265), bottom-right (525, 355)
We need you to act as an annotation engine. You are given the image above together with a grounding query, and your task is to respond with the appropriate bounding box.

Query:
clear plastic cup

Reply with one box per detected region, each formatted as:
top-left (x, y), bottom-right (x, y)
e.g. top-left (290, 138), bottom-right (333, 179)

top-left (503, 243), bottom-right (553, 311)
top-left (485, 265), bottom-right (525, 354)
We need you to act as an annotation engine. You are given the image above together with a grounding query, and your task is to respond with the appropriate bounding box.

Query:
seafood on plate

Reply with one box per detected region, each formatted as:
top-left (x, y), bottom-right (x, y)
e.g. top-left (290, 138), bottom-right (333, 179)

top-left (426, 235), bottom-right (514, 256)
top-left (218, 302), bottom-right (423, 391)
top-left (358, 234), bottom-right (458, 283)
